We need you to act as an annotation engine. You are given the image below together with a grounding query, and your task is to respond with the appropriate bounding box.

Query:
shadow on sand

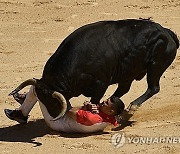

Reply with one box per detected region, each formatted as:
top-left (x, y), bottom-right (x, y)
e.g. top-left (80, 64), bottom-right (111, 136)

top-left (112, 110), bottom-right (136, 131)
top-left (0, 119), bottom-right (109, 147)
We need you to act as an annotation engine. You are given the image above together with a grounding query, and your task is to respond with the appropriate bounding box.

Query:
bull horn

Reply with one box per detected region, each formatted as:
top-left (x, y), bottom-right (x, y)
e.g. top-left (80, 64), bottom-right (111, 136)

top-left (51, 91), bottom-right (67, 121)
top-left (9, 78), bottom-right (37, 96)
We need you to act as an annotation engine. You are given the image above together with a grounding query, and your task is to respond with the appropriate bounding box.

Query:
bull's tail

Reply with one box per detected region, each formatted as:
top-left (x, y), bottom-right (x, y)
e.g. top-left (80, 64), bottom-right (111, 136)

top-left (165, 28), bottom-right (179, 49)
top-left (8, 78), bottom-right (67, 120)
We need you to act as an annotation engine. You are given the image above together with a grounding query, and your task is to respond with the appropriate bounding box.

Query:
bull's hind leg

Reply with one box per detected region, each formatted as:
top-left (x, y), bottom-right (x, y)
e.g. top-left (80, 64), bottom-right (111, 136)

top-left (128, 39), bottom-right (177, 113)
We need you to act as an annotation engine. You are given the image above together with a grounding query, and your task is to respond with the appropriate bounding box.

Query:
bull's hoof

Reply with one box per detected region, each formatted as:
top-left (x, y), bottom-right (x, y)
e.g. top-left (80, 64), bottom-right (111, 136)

top-left (127, 103), bottom-right (139, 114)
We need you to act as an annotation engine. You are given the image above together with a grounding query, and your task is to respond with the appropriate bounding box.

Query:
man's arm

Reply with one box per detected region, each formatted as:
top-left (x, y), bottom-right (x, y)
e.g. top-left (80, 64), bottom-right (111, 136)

top-left (67, 101), bottom-right (99, 120)
top-left (66, 107), bottom-right (81, 120)
top-left (82, 101), bottom-right (99, 113)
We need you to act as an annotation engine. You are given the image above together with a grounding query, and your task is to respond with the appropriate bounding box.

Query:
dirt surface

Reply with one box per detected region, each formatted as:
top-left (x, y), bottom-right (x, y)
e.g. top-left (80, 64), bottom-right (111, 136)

top-left (0, 0), bottom-right (180, 153)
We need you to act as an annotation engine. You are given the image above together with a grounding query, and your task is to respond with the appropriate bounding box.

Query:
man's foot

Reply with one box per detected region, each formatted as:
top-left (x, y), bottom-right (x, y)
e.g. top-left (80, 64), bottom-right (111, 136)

top-left (13, 93), bottom-right (26, 105)
top-left (4, 109), bottom-right (28, 124)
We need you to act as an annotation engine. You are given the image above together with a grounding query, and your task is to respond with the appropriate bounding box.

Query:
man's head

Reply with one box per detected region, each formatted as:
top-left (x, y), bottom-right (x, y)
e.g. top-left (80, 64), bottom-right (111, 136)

top-left (99, 96), bottom-right (125, 116)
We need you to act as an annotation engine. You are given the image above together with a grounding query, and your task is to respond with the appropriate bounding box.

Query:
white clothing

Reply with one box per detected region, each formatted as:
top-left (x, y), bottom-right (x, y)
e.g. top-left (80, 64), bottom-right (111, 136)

top-left (19, 86), bottom-right (109, 133)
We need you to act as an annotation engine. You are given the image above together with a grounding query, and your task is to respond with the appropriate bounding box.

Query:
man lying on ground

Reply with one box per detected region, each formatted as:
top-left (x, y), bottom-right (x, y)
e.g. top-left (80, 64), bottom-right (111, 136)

top-left (4, 86), bottom-right (125, 133)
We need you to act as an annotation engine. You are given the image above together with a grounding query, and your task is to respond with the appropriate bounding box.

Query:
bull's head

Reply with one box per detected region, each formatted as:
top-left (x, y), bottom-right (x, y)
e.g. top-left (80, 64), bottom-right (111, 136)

top-left (9, 79), bottom-right (67, 121)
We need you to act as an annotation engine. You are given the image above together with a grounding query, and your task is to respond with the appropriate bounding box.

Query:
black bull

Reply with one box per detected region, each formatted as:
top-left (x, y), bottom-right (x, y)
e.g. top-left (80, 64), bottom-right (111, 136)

top-left (9, 19), bottom-right (179, 120)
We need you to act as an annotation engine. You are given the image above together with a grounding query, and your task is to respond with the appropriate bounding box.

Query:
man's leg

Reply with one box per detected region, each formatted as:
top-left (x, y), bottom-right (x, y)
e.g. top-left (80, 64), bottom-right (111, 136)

top-left (4, 86), bottom-right (38, 124)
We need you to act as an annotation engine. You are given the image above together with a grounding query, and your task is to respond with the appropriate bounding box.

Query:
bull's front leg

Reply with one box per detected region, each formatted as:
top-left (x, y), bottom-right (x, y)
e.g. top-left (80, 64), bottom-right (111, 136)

top-left (112, 82), bottom-right (132, 99)
top-left (127, 37), bottom-right (177, 113)
top-left (90, 80), bottom-right (108, 104)
top-left (127, 52), bottom-right (173, 114)
top-left (117, 67), bottom-right (161, 125)
top-left (115, 85), bottom-right (160, 130)
top-left (127, 86), bottom-right (160, 114)
top-left (90, 88), bottom-right (107, 104)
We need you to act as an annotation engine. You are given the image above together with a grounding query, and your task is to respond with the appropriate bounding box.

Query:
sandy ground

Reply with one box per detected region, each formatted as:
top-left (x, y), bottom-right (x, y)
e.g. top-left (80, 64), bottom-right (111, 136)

top-left (0, 0), bottom-right (180, 153)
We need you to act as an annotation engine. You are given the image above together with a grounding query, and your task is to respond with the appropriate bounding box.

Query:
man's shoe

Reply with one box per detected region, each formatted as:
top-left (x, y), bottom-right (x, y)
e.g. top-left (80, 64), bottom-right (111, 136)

top-left (4, 109), bottom-right (28, 124)
top-left (13, 93), bottom-right (26, 105)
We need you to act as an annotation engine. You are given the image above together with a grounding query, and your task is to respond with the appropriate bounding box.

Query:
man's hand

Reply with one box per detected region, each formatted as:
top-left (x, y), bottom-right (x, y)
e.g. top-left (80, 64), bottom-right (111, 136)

top-left (82, 101), bottom-right (99, 113)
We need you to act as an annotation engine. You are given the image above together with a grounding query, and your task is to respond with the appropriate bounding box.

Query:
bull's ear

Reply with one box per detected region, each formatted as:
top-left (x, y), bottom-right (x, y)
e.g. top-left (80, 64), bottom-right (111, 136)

top-left (51, 92), bottom-right (67, 121)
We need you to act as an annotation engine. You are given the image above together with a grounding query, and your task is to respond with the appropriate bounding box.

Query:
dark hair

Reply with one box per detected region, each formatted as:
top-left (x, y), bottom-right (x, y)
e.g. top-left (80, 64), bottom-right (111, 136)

top-left (110, 96), bottom-right (125, 115)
